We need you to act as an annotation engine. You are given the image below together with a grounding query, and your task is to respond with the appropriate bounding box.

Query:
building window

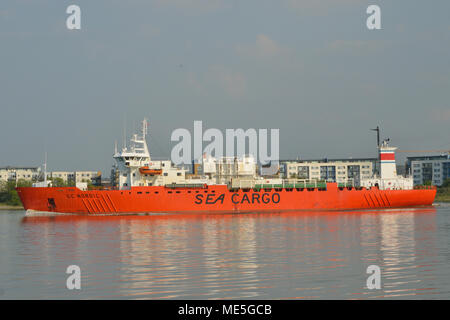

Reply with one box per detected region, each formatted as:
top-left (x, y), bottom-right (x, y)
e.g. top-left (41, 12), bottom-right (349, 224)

top-left (320, 166), bottom-right (336, 181)
top-left (297, 166), bottom-right (309, 179)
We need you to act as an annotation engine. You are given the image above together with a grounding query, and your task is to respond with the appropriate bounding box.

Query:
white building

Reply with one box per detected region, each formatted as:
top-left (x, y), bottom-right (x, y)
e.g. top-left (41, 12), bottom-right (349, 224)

top-left (407, 154), bottom-right (450, 186)
top-left (0, 166), bottom-right (101, 188)
top-left (48, 171), bottom-right (101, 184)
top-left (281, 158), bottom-right (376, 184)
top-left (49, 171), bottom-right (74, 182)
top-left (0, 167), bottom-right (41, 183)
top-left (75, 171), bottom-right (101, 183)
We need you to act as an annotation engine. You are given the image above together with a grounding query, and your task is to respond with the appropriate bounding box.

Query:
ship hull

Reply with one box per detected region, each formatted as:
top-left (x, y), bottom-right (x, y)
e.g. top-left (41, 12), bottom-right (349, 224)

top-left (16, 183), bottom-right (437, 215)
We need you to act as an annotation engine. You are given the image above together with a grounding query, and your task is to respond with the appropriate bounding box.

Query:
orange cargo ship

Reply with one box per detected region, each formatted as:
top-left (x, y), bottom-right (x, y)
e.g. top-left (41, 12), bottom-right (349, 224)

top-left (17, 120), bottom-right (436, 215)
top-left (17, 183), bottom-right (436, 214)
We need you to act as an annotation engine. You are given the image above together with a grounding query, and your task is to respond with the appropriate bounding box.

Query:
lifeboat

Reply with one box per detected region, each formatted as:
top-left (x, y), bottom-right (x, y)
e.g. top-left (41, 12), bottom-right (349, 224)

top-left (139, 166), bottom-right (162, 175)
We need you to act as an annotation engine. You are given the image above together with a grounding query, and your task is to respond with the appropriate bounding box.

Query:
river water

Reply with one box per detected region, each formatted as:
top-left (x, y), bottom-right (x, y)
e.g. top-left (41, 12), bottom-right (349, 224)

top-left (1, 205), bottom-right (449, 299)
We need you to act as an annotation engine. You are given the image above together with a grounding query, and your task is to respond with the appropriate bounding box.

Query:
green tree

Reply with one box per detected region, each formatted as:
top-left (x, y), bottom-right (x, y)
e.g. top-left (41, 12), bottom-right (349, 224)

top-left (16, 179), bottom-right (32, 188)
top-left (0, 180), bottom-right (31, 205)
top-left (7, 189), bottom-right (21, 206)
top-left (442, 178), bottom-right (450, 188)
top-left (0, 181), bottom-right (8, 203)
top-left (49, 177), bottom-right (67, 187)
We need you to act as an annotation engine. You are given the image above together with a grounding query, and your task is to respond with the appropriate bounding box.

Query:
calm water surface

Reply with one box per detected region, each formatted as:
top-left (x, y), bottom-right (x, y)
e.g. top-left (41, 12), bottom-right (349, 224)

top-left (1, 205), bottom-right (450, 299)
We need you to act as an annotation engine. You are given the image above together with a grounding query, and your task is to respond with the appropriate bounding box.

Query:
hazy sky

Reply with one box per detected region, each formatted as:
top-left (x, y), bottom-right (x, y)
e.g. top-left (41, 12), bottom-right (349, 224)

top-left (1, 0), bottom-right (449, 173)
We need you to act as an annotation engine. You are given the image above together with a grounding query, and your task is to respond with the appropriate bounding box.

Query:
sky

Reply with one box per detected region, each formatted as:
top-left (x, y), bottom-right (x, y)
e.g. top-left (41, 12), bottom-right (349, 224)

top-left (0, 0), bottom-right (449, 174)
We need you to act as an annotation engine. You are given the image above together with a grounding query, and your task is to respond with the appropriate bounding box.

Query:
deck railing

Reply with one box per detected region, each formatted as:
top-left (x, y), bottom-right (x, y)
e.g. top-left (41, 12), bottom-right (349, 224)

top-left (231, 178), bottom-right (355, 190)
top-left (413, 185), bottom-right (437, 190)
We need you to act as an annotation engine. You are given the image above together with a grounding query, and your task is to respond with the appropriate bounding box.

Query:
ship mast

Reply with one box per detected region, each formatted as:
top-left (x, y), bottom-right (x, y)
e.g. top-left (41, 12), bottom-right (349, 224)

top-left (44, 152), bottom-right (48, 186)
top-left (371, 126), bottom-right (380, 147)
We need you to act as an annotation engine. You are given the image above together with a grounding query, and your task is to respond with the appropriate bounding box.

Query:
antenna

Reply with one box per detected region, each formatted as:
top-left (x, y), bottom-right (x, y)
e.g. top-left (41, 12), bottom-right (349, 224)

top-left (114, 140), bottom-right (118, 154)
top-left (142, 118), bottom-right (148, 138)
top-left (370, 126), bottom-right (380, 147)
top-left (44, 152), bottom-right (48, 186)
top-left (122, 114), bottom-right (128, 150)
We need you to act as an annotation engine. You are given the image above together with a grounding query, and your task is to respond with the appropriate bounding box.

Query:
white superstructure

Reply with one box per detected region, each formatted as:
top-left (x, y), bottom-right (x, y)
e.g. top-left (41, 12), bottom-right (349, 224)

top-left (360, 139), bottom-right (413, 190)
top-left (113, 119), bottom-right (208, 189)
top-left (201, 154), bottom-right (257, 184)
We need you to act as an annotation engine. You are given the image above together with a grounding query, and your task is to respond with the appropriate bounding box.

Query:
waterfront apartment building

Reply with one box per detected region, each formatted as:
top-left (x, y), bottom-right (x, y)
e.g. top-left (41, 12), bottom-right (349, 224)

top-left (50, 171), bottom-right (74, 182)
top-left (280, 158), bottom-right (378, 184)
top-left (406, 154), bottom-right (450, 186)
top-left (0, 166), bottom-right (41, 183)
top-left (49, 171), bottom-right (101, 185)
top-left (74, 171), bottom-right (101, 184)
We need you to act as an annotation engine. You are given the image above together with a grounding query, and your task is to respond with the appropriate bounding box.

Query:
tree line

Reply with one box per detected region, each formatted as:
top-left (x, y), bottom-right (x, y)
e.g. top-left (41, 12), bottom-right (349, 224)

top-left (0, 178), bottom-right (78, 206)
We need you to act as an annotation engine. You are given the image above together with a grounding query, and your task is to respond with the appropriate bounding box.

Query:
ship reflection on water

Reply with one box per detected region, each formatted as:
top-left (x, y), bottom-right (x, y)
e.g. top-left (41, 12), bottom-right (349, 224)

top-left (6, 206), bottom-right (449, 299)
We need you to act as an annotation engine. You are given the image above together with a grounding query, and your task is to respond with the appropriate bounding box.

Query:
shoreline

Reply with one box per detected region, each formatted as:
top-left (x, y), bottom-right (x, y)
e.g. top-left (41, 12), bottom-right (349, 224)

top-left (1, 202), bottom-right (448, 212)
top-left (435, 193), bottom-right (450, 203)
top-left (0, 204), bottom-right (24, 210)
